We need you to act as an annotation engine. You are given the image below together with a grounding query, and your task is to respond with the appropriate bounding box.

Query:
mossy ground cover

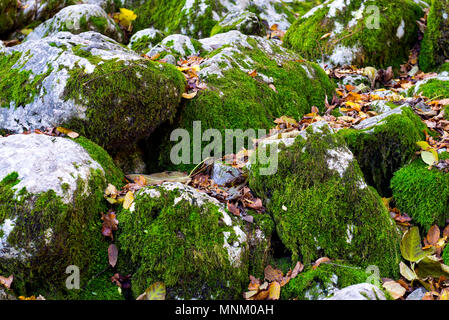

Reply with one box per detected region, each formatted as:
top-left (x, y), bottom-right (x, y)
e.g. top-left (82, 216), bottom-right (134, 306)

top-left (414, 79), bottom-right (449, 100)
top-left (337, 107), bottom-right (426, 196)
top-left (391, 156), bottom-right (449, 231)
top-left (283, 0), bottom-right (423, 68)
top-left (248, 126), bottom-right (401, 278)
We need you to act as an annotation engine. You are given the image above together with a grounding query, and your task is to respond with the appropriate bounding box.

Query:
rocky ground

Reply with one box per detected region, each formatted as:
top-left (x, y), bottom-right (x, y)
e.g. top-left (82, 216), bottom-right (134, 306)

top-left (1, 0), bottom-right (449, 301)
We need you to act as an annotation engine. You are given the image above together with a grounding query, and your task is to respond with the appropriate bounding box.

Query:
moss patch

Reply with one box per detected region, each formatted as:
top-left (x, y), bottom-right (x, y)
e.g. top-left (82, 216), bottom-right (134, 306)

top-left (283, 0), bottom-right (423, 68)
top-left (414, 79), bottom-right (449, 99)
top-left (281, 262), bottom-right (369, 300)
top-left (117, 186), bottom-right (252, 299)
top-left (337, 107), bottom-right (426, 196)
top-left (248, 126), bottom-right (401, 278)
top-left (391, 158), bottom-right (449, 231)
top-left (63, 58), bottom-right (185, 153)
top-left (419, 0), bottom-right (449, 72)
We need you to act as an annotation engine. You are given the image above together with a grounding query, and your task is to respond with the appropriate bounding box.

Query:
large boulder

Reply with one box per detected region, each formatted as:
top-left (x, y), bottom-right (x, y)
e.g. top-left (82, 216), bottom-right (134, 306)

top-left (419, 0), bottom-right (449, 72)
top-left (391, 155), bottom-right (449, 231)
top-left (283, 0), bottom-right (423, 68)
top-left (0, 31), bottom-right (185, 154)
top-left (0, 133), bottom-right (123, 297)
top-left (117, 182), bottom-right (273, 299)
top-left (248, 123), bottom-right (402, 277)
top-left (326, 283), bottom-right (386, 300)
top-left (337, 105), bottom-right (426, 196)
top-left (133, 0), bottom-right (319, 38)
top-left (26, 4), bottom-right (123, 42)
top-left (151, 31), bottom-right (335, 172)
top-left (128, 28), bottom-right (166, 54)
top-left (210, 10), bottom-right (266, 37)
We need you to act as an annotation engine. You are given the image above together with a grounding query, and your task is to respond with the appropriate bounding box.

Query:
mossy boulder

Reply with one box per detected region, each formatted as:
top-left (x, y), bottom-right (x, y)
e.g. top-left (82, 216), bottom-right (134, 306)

top-left (117, 182), bottom-right (273, 299)
top-left (283, 0), bottom-right (423, 68)
top-left (248, 123), bottom-right (402, 277)
top-left (391, 157), bottom-right (449, 231)
top-left (128, 28), bottom-right (166, 54)
top-left (337, 106), bottom-right (426, 196)
top-left (419, 0), bottom-right (449, 72)
top-left (26, 4), bottom-right (123, 42)
top-left (210, 10), bottom-right (266, 37)
top-left (0, 133), bottom-right (124, 298)
top-left (0, 31), bottom-right (185, 157)
top-left (147, 34), bottom-right (205, 60)
top-left (133, 0), bottom-right (318, 38)
top-left (410, 78), bottom-right (449, 99)
top-left (0, 0), bottom-right (18, 37)
top-left (151, 31), bottom-right (335, 172)
top-left (281, 262), bottom-right (370, 300)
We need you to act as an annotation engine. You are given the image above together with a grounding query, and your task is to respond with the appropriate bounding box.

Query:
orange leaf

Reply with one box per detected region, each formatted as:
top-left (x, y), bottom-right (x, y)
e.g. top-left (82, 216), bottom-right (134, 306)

top-left (312, 257), bottom-right (331, 270)
top-left (427, 225), bottom-right (440, 246)
top-left (264, 265), bottom-right (283, 282)
top-left (0, 275), bottom-right (13, 289)
top-left (267, 281), bottom-right (280, 300)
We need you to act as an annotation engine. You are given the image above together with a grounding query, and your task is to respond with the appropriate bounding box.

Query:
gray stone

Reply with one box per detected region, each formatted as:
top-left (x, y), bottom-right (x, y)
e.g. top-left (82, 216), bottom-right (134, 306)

top-left (211, 161), bottom-right (242, 186)
top-left (148, 34), bottom-right (202, 59)
top-left (352, 105), bottom-right (411, 131)
top-left (211, 10), bottom-right (266, 36)
top-left (128, 28), bottom-right (166, 53)
top-left (406, 287), bottom-right (427, 300)
top-left (326, 283), bottom-right (387, 300)
top-left (26, 4), bottom-right (123, 42)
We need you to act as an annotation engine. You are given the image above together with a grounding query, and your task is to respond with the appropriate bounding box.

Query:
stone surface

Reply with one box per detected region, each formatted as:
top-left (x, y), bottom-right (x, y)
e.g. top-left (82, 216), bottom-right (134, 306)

top-left (128, 27), bottom-right (166, 53)
top-left (210, 10), bottom-right (266, 36)
top-left (26, 4), bottom-right (123, 42)
top-left (148, 34), bottom-right (202, 59)
top-left (0, 31), bottom-right (185, 153)
top-left (211, 161), bottom-right (242, 186)
top-left (406, 287), bottom-right (427, 300)
top-left (326, 283), bottom-right (386, 300)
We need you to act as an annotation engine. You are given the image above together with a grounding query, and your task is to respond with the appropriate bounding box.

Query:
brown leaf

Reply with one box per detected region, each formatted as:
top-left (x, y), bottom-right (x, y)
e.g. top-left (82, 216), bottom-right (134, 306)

top-left (248, 275), bottom-right (261, 291)
top-left (227, 202), bottom-right (240, 216)
top-left (290, 261), bottom-right (304, 279)
top-left (101, 210), bottom-right (118, 240)
top-left (245, 198), bottom-right (263, 210)
top-left (264, 265), bottom-right (283, 282)
top-left (383, 281), bottom-right (406, 300)
top-left (0, 275), bottom-right (13, 289)
top-left (253, 290), bottom-right (270, 300)
top-left (312, 257), bottom-right (331, 270)
top-left (248, 69), bottom-right (257, 78)
top-left (443, 224), bottom-right (449, 238)
top-left (243, 290), bottom-right (259, 299)
top-left (427, 225), bottom-right (440, 246)
top-left (108, 244), bottom-right (118, 268)
top-left (267, 281), bottom-right (281, 300)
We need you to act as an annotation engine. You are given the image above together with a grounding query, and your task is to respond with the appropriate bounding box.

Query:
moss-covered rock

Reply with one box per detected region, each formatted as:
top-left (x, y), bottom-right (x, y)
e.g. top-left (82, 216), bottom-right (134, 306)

top-left (128, 28), bottom-right (166, 54)
top-left (0, 0), bottom-right (18, 37)
top-left (284, 0), bottom-right (423, 68)
top-left (281, 262), bottom-right (370, 300)
top-left (410, 78), bottom-right (449, 99)
top-left (151, 31), bottom-right (335, 172)
top-left (0, 133), bottom-right (124, 298)
top-left (117, 182), bottom-right (273, 299)
top-left (147, 34), bottom-right (205, 60)
top-left (248, 123), bottom-right (401, 277)
top-left (391, 157), bottom-right (449, 231)
top-left (133, 0), bottom-right (320, 38)
top-left (0, 31), bottom-right (185, 158)
top-left (210, 10), bottom-right (266, 37)
top-left (337, 106), bottom-right (426, 196)
top-left (25, 4), bottom-right (124, 42)
top-left (419, 0), bottom-right (449, 72)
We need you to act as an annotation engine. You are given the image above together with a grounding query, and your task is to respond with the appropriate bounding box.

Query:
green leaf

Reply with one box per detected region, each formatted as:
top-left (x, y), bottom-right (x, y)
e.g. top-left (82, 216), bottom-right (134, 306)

top-left (137, 282), bottom-right (166, 300)
top-left (416, 141), bottom-right (431, 150)
top-left (400, 227), bottom-right (433, 262)
top-left (416, 256), bottom-right (449, 279)
top-left (399, 261), bottom-right (417, 281)
top-left (421, 150), bottom-right (438, 166)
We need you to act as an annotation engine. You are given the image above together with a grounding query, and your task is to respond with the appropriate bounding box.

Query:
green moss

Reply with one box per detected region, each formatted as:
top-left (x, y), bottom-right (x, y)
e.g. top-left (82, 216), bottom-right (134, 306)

top-left (248, 126), bottom-right (401, 278)
top-left (63, 58), bottom-right (185, 153)
top-left (117, 186), bottom-right (252, 299)
top-left (415, 79), bottom-right (449, 99)
top-left (0, 52), bottom-right (53, 108)
top-left (419, 0), bottom-right (449, 72)
top-left (281, 262), bottom-right (369, 300)
top-left (337, 107), bottom-right (426, 196)
top-left (134, 0), bottom-right (226, 38)
top-left (284, 0), bottom-right (423, 68)
top-left (130, 32), bottom-right (166, 53)
top-left (391, 159), bottom-right (449, 231)
top-left (153, 41), bottom-right (335, 172)
top-left (210, 12), bottom-right (265, 37)
top-left (0, 168), bottom-right (111, 298)
top-left (443, 246), bottom-right (449, 266)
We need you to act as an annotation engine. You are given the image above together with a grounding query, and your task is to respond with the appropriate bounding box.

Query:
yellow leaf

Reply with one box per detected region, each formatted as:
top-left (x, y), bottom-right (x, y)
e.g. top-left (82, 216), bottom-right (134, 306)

top-left (123, 191), bottom-right (134, 210)
top-left (182, 91), bottom-right (197, 99)
top-left (20, 28), bottom-right (33, 35)
top-left (344, 101), bottom-right (362, 112)
top-left (56, 127), bottom-right (79, 139)
top-left (267, 281), bottom-right (280, 300)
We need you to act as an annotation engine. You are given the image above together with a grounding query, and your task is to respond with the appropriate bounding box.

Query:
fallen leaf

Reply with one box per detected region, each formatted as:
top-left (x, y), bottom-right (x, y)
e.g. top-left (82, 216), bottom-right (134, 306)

top-left (427, 225), bottom-right (440, 246)
top-left (267, 281), bottom-right (280, 300)
top-left (137, 282), bottom-right (166, 300)
top-left (182, 91), bottom-right (198, 99)
top-left (383, 280), bottom-right (406, 299)
top-left (101, 210), bottom-right (118, 240)
top-left (108, 244), bottom-right (118, 268)
top-left (56, 127), bottom-right (79, 139)
top-left (0, 275), bottom-right (13, 289)
top-left (312, 257), bottom-right (331, 270)
top-left (264, 265), bottom-right (283, 282)
top-left (290, 261), bottom-right (304, 279)
top-left (123, 191), bottom-right (134, 210)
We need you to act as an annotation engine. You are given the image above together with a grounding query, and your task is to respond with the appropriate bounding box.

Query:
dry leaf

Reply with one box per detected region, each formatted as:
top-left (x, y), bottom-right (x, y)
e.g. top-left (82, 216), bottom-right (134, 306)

top-left (108, 244), bottom-right (118, 268)
top-left (264, 265), bottom-right (283, 282)
top-left (182, 91), bottom-right (198, 99)
top-left (0, 275), bottom-right (13, 289)
top-left (312, 257), bottom-right (331, 270)
top-left (267, 281), bottom-right (280, 300)
top-left (427, 225), bottom-right (440, 246)
top-left (383, 281), bottom-right (406, 299)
